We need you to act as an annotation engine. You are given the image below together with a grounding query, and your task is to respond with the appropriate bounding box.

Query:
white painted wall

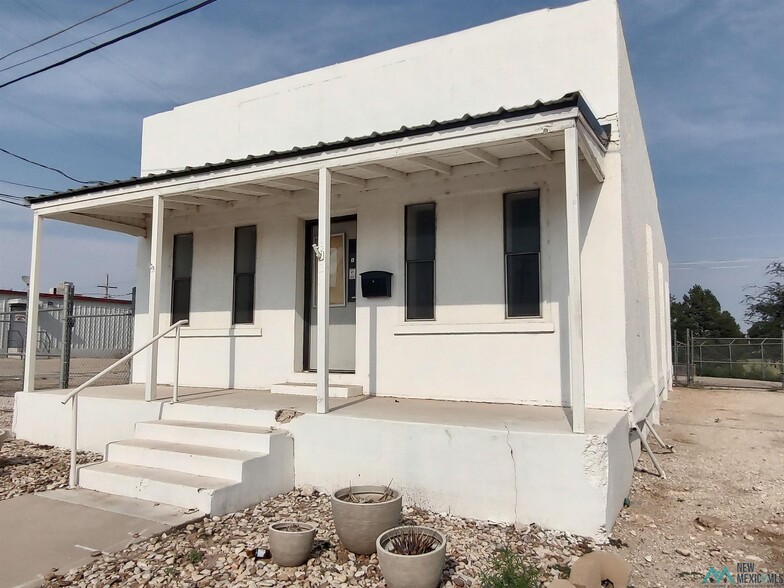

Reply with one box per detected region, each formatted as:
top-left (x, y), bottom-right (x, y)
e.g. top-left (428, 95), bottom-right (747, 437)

top-left (614, 8), bottom-right (670, 422)
top-left (129, 0), bottom-right (667, 416)
top-left (140, 0), bottom-right (620, 175)
top-left (131, 156), bottom-right (635, 410)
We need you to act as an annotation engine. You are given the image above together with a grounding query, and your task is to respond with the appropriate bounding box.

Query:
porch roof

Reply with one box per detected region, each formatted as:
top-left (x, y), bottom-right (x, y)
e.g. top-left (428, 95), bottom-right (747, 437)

top-left (25, 91), bottom-right (609, 241)
top-left (27, 92), bottom-right (607, 206)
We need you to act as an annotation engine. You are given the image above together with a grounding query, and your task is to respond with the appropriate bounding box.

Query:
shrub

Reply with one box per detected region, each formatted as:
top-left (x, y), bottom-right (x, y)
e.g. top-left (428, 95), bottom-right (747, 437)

top-left (480, 547), bottom-right (540, 588)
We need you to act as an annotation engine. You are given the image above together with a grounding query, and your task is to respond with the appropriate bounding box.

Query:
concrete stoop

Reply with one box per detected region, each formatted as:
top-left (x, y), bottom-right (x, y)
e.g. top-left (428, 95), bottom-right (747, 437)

top-left (270, 382), bottom-right (363, 398)
top-left (78, 420), bottom-right (294, 515)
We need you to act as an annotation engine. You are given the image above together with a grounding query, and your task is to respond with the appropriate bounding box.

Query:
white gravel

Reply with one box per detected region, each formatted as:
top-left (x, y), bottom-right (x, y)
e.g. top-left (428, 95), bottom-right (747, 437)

top-left (39, 488), bottom-right (597, 587)
top-left (0, 438), bottom-right (101, 501)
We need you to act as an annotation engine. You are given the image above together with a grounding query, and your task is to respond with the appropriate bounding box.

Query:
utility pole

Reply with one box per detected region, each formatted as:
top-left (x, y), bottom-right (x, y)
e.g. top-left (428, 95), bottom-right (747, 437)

top-left (96, 274), bottom-right (117, 298)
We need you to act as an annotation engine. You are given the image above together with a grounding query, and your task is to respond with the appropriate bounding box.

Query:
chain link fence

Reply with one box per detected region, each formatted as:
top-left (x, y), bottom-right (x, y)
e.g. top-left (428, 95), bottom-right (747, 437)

top-left (673, 329), bottom-right (784, 389)
top-left (0, 286), bottom-right (134, 395)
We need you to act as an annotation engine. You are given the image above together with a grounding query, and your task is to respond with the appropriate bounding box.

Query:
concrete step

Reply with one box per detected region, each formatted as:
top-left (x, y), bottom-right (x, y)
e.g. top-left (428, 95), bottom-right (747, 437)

top-left (78, 461), bottom-right (236, 514)
top-left (134, 420), bottom-right (278, 452)
top-left (270, 382), bottom-right (363, 398)
top-left (107, 438), bottom-right (265, 481)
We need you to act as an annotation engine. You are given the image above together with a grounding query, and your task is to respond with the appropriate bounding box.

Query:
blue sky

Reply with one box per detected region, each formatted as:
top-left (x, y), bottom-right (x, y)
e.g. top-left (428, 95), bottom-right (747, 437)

top-left (0, 0), bottom-right (782, 324)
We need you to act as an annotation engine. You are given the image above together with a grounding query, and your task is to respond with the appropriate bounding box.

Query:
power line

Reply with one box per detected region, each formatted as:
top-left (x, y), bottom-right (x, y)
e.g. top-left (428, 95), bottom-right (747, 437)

top-left (0, 197), bottom-right (29, 208)
top-left (0, 0), bottom-right (136, 63)
top-left (0, 179), bottom-right (55, 191)
top-left (0, 147), bottom-right (95, 183)
top-left (0, 0), bottom-right (220, 90)
top-left (0, 0), bottom-right (190, 75)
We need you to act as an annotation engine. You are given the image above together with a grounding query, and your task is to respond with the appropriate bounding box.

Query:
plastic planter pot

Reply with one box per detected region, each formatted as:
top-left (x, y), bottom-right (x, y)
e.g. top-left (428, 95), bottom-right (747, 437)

top-left (268, 521), bottom-right (317, 567)
top-left (376, 526), bottom-right (446, 588)
top-left (330, 485), bottom-right (402, 554)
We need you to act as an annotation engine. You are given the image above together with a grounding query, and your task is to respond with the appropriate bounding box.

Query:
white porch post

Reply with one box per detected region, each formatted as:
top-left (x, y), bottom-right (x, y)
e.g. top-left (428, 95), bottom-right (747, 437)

top-left (316, 168), bottom-right (331, 414)
top-left (145, 194), bottom-right (164, 402)
top-left (564, 125), bottom-right (586, 434)
top-left (22, 213), bottom-right (43, 393)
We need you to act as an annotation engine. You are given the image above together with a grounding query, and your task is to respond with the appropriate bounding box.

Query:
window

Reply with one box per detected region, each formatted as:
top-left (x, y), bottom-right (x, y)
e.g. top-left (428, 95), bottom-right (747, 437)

top-left (504, 190), bottom-right (541, 317)
top-left (405, 203), bottom-right (436, 320)
top-left (232, 225), bottom-right (257, 324)
top-left (171, 233), bottom-right (193, 324)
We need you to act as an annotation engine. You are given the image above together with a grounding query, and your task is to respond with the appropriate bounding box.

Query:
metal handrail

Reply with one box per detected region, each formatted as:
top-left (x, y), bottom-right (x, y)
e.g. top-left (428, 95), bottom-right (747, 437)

top-left (61, 319), bottom-right (188, 487)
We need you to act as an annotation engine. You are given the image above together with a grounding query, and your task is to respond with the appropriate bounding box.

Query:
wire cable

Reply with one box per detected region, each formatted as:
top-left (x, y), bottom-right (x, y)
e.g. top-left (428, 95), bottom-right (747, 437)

top-left (0, 0), bottom-right (189, 74)
top-left (0, 0), bottom-right (220, 90)
top-left (0, 179), bottom-right (55, 191)
top-left (0, 147), bottom-right (95, 184)
top-left (0, 197), bottom-right (29, 207)
top-left (0, 0), bottom-right (136, 63)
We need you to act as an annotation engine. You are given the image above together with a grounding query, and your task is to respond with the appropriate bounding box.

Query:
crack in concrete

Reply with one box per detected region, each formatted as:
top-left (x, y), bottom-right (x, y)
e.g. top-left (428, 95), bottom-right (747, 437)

top-left (504, 425), bottom-right (518, 522)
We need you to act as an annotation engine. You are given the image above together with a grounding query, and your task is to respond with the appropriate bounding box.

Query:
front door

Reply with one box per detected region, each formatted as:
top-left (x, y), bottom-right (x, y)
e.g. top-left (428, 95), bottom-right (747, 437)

top-left (305, 216), bottom-right (357, 372)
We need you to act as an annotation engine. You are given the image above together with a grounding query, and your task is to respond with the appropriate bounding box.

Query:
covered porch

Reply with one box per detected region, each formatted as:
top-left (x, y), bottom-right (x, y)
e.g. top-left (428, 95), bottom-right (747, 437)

top-left (23, 93), bottom-right (610, 434)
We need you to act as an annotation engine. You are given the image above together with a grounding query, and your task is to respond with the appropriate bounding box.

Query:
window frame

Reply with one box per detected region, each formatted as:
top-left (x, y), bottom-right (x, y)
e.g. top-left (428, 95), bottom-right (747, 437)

top-left (232, 224), bottom-right (257, 325)
top-left (404, 202), bottom-right (437, 321)
top-left (170, 232), bottom-right (193, 325)
top-left (503, 190), bottom-right (542, 319)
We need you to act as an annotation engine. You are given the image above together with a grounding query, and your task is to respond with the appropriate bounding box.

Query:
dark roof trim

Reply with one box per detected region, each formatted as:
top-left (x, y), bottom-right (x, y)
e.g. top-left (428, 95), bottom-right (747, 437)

top-left (0, 289), bottom-right (132, 304)
top-left (29, 91), bottom-right (608, 204)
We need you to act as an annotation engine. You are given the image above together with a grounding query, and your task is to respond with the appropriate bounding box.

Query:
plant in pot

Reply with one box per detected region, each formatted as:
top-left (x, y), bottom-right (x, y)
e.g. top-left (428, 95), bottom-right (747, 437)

top-left (376, 525), bottom-right (446, 588)
top-left (268, 521), bottom-right (317, 567)
top-left (330, 483), bottom-right (402, 554)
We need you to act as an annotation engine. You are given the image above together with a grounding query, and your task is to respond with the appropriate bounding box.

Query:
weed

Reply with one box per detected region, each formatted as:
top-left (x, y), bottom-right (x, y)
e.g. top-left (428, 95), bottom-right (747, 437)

top-left (185, 549), bottom-right (203, 564)
top-left (480, 547), bottom-right (540, 588)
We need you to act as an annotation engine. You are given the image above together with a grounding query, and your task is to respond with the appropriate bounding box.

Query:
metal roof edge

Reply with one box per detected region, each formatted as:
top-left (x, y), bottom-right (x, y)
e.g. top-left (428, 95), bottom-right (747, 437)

top-left (28, 91), bottom-right (607, 205)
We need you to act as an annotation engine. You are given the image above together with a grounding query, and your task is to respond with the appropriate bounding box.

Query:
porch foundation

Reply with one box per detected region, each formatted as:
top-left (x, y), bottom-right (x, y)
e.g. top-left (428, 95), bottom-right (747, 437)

top-left (13, 385), bottom-right (632, 537)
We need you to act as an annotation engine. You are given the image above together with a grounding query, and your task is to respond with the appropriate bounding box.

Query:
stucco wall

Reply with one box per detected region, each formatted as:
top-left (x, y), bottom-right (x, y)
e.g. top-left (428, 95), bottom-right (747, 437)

top-left (615, 10), bottom-right (670, 422)
top-left (140, 0), bottom-right (620, 175)
top-left (131, 157), bottom-right (633, 409)
top-left (128, 0), bottom-right (666, 414)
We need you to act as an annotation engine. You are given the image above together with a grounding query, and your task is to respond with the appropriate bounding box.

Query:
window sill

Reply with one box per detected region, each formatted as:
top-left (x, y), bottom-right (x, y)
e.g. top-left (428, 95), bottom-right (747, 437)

top-left (163, 326), bottom-right (262, 338)
top-left (393, 321), bottom-right (555, 335)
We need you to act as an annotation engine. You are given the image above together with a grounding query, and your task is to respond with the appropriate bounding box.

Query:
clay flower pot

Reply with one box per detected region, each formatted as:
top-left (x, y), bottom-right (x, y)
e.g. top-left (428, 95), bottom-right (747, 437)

top-left (268, 521), bottom-right (317, 567)
top-left (330, 485), bottom-right (402, 554)
top-left (376, 526), bottom-right (446, 588)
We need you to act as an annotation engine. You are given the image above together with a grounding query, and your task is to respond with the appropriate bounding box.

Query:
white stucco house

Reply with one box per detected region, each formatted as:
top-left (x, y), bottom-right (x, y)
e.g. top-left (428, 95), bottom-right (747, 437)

top-left (14, 0), bottom-right (670, 537)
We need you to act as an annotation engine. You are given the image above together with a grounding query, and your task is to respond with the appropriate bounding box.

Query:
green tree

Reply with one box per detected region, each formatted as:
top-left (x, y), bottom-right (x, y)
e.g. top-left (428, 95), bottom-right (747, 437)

top-left (745, 262), bottom-right (784, 338)
top-left (670, 285), bottom-right (743, 341)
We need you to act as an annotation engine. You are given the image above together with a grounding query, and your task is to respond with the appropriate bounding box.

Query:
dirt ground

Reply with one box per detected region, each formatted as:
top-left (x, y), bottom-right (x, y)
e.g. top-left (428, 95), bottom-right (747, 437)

top-left (0, 356), bottom-right (128, 396)
top-left (608, 386), bottom-right (784, 587)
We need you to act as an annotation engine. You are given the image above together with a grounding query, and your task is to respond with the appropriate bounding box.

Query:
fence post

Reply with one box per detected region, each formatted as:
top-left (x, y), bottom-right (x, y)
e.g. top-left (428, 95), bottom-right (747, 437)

top-left (59, 283), bottom-right (75, 389)
top-left (687, 328), bottom-right (693, 386)
top-left (781, 330), bottom-right (784, 391)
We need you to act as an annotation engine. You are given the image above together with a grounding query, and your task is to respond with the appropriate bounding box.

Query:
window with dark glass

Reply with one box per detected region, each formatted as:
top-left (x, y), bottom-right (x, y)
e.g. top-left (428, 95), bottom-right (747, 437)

top-left (405, 203), bottom-right (436, 320)
top-left (171, 233), bottom-right (193, 324)
top-left (232, 225), bottom-right (257, 324)
top-left (504, 190), bottom-right (541, 317)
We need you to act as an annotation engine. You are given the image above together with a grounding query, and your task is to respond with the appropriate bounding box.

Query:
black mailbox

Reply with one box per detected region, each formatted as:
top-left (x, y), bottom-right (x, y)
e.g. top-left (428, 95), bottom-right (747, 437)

top-left (360, 271), bottom-right (393, 298)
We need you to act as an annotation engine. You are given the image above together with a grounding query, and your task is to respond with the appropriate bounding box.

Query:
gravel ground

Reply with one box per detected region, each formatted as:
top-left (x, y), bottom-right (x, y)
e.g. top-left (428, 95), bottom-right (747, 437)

top-left (6, 385), bottom-right (783, 587)
top-left (38, 489), bottom-right (596, 588)
top-left (607, 386), bottom-right (784, 587)
top-left (0, 438), bottom-right (101, 501)
top-left (0, 394), bottom-right (12, 429)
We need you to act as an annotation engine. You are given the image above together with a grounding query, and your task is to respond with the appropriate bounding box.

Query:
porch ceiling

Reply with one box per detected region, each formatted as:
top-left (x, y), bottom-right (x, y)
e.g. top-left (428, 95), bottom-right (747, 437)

top-left (28, 92), bottom-right (609, 237)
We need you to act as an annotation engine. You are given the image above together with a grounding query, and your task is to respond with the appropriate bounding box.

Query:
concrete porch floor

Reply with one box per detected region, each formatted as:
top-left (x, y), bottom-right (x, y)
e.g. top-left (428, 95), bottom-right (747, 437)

top-left (12, 384), bottom-right (635, 537)
top-left (22, 384), bottom-right (626, 435)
